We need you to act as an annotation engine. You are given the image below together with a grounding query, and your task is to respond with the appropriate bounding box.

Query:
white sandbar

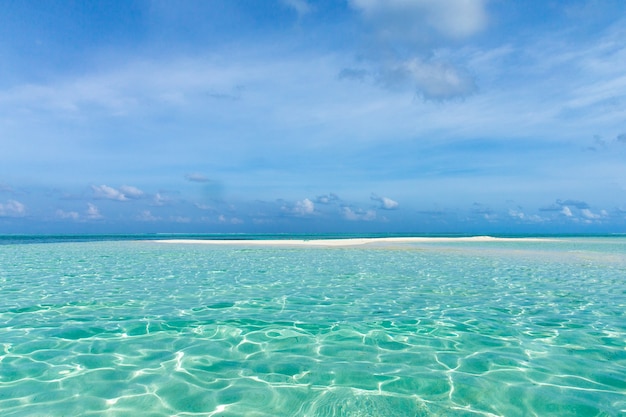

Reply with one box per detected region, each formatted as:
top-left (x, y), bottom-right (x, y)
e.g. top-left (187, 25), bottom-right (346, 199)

top-left (155, 236), bottom-right (554, 247)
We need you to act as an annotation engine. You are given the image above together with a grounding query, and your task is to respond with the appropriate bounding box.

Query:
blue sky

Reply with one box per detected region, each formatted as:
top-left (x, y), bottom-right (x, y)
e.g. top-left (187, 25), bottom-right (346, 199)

top-left (1, 0), bottom-right (626, 234)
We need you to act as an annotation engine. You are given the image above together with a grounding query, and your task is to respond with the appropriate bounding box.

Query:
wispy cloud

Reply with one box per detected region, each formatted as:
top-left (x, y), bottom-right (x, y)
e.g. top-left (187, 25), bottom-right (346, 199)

top-left (152, 193), bottom-right (171, 206)
top-left (507, 208), bottom-right (545, 223)
top-left (91, 185), bottom-right (144, 201)
top-left (0, 200), bottom-right (26, 217)
top-left (171, 216), bottom-right (191, 224)
top-left (119, 185), bottom-right (144, 199)
top-left (86, 203), bottom-right (103, 220)
top-left (371, 194), bottom-right (398, 210)
top-left (0, 183), bottom-right (14, 193)
top-left (2, 3), bottom-right (626, 233)
top-left (55, 203), bottom-right (104, 221)
top-left (342, 206), bottom-right (376, 221)
top-left (347, 0), bottom-right (488, 99)
top-left (561, 206), bottom-right (573, 217)
top-left (91, 185), bottom-right (128, 201)
top-left (185, 173), bottom-right (211, 183)
top-left (538, 199), bottom-right (609, 224)
top-left (56, 209), bottom-right (80, 220)
top-left (557, 199), bottom-right (589, 209)
top-left (315, 193), bottom-right (340, 204)
top-left (218, 214), bottom-right (244, 225)
top-left (137, 210), bottom-right (160, 222)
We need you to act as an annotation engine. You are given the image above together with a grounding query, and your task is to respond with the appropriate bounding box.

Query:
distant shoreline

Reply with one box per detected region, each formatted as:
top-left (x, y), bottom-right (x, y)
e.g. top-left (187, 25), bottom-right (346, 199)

top-left (155, 236), bottom-right (556, 247)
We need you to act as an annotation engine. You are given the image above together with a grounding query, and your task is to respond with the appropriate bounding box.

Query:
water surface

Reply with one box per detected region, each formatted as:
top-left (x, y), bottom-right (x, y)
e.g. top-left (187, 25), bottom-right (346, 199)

top-left (1, 237), bottom-right (625, 416)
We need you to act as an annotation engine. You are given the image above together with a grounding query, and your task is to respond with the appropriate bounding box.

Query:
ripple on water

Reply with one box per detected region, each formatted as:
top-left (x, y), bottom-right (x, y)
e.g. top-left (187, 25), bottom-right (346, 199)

top-left (1, 239), bottom-right (625, 416)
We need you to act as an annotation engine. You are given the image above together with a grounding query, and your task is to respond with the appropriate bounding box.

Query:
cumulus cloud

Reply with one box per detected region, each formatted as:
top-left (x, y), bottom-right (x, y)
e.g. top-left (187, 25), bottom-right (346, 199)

top-left (315, 193), bottom-right (340, 204)
top-left (92, 185), bottom-right (146, 201)
top-left (119, 185), bottom-right (144, 199)
top-left (539, 200), bottom-right (608, 222)
top-left (561, 206), bottom-right (573, 217)
top-left (508, 209), bottom-right (525, 220)
top-left (86, 203), bottom-right (103, 220)
top-left (542, 199), bottom-right (590, 212)
top-left (580, 208), bottom-right (606, 220)
top-left (280, 198), bottom-right (316, 216)
top-left (346, 0), bottom-right (488, 99)
top-left (508, 208), bottom-right (545, 223)
top-left (558, 199), bottom-right (590, 209)
top-left (92, 185), bottom-right (127, 201)
top-left (0, 200), bottom-right (26, 217)
top-left (55, 204), bottom-right (105, 221)
top-left (371, 194), bottom-right (399, 210)
top-left (342, 206), bottom-right (376, 221)
top-left (153, 193), bottom-right (171, 206)
top-left (295, 198), bottom-right (315, 215)
top-left (195, 203), bottom-right (214, 211)
top-left (185, 173), bottom-right (211, 183)
top-left (219, 214), bottom-right (244, 224)
top-left (56, 209), bottom-right (80, 220)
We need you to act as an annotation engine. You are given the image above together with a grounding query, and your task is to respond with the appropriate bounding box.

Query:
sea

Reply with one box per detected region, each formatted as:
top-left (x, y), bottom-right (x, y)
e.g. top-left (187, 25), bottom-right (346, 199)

top-left (1, 234), bottom-right (625, 416)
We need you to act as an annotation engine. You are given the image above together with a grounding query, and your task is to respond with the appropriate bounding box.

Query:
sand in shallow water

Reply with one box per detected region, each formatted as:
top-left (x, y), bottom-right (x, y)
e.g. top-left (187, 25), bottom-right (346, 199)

top-left (155, 236), bottom-right (554, 247)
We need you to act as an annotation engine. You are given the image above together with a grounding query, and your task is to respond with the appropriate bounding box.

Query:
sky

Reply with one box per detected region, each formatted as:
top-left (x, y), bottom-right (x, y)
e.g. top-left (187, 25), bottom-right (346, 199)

top-left (1, 0), bottom-right (626, 234)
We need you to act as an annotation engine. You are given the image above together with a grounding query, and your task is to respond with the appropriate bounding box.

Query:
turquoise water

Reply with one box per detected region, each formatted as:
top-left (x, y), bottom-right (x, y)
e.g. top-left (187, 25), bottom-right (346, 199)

top-left (1, 237), bottom-right (625, 416)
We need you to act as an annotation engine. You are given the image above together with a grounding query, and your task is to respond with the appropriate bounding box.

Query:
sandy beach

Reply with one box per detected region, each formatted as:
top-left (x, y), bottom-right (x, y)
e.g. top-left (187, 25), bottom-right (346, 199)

top-left (155, 236), bottom-right (554, 247)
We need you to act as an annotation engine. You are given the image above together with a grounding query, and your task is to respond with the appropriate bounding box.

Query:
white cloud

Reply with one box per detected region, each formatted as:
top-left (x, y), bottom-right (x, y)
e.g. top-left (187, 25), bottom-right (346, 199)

top-left (347, 0), bottom-right (488, 99)
top-left (92, 185), bottom-right (128, 201)
top-left (371, 194), bottom-right (399, 210)
top-left (195, 203), bottom-right (214, 211)
top-left (508, 208), bottom-right (545, 223)
top-left (153, 193), bottom-right (171, 206)
top-left (380, 58), bottom-right (476, 99)
top-left (342, 206), bottom-right (376, 221)
top-left (86, 203), bottom-right (103, 220)
top-left (0, 200), bottom-right (26, 217)
top-left (281, 198), bottom-right (316, 216)
top-left (316, 193), bottom-right (340, 204)
top-left (581, 208), bottom-right (604, 220)
top-left (219, 214), bottom-right (244, 224)
top-left (185, 173), bottom-right (210, 183)
top-left (561, 206), bottom-right (573, 217)
top-left (92, 184), bottom-right (144, 201)
top-left (119, 185), bottom-right (144, 199)
top-left (294, 198), bottom-right (315, 215)
top-left (56, 209), bottom-right (80, 220)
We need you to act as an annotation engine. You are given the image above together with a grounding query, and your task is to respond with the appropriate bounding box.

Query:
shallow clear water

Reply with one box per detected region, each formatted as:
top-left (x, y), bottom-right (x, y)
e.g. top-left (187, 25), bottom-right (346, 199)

top-left (1, 237), bottom-right (625, 416)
